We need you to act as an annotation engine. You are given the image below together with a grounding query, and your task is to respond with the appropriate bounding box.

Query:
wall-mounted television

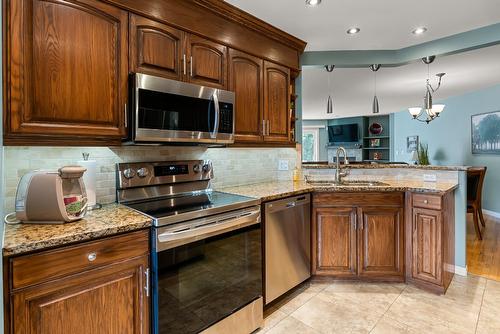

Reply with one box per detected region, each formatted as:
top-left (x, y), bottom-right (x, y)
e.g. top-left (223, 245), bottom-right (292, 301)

top-left (328, 124), bottom-right (359, 143)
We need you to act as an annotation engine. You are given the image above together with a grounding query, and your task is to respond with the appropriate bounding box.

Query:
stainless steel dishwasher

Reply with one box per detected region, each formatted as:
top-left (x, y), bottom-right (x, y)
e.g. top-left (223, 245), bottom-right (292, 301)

top-left (265, 194), bottom-right (311, 304)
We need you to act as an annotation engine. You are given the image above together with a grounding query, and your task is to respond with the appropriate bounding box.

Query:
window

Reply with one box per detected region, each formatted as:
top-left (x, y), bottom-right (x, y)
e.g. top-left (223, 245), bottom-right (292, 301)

top-left (302, 128), bottom-right (320, 162)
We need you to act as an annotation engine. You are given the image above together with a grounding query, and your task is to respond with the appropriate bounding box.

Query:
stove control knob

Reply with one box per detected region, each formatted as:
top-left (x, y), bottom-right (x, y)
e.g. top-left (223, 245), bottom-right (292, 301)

top-left (137, 168), bottom-right (149, 178)
top-left (193, 164), bottom-right (202, 173)
top-left (123, 168), bottom-right (136, 179)
top-left (202, 163), bottom-right (212, 173)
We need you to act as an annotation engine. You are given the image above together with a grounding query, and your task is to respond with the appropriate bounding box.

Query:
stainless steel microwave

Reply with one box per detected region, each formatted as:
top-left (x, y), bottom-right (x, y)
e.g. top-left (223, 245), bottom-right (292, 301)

top-left (127, 73), bottom-right (235, 145)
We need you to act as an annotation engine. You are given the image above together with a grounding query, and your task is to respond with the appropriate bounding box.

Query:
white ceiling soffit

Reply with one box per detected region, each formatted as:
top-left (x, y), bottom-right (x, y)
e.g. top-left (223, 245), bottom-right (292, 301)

top-left (225, 0), bottom-right (500, 51)
top-left (301, 44), bottom-right (500, 120)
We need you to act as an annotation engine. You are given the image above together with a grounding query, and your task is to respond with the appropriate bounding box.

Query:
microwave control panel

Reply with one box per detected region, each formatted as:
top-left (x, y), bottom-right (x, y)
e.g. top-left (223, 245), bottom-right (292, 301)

top-left (219, 104), bottom-right (234, 134)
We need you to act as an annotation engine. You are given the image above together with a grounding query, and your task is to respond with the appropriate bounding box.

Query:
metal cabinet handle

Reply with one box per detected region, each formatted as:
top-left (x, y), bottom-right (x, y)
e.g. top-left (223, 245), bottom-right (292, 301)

top-left (262, 119), bottom-right (266, 136)
top-left (183, 54), bottom-right (187, 75)
top-left (190, 56), bottom-right (193, 77)
top-left (124, 103), bottom-right (127, 128)
top-left (423, 200), bottom-right (429, 204)
top-left (144, 268), bottom-right (150, 297)
top-left (87, 252), bottom-right (97, 262)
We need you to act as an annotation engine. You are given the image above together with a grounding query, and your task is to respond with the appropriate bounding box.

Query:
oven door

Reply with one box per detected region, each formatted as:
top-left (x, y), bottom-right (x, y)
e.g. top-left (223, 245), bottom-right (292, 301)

top-left (151, 206), bottom-right (262, 334)
top-left (132, 73), bottom-right (234, 144)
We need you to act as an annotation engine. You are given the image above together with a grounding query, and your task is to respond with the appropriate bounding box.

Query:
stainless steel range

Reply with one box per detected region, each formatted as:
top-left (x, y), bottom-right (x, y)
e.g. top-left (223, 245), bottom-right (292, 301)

top-left (116, 160), bottom-right (263, 334)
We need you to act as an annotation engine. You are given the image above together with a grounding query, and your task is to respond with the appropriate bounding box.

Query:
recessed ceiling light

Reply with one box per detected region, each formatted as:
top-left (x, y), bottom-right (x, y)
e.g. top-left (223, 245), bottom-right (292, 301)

top-left (346, 27), bottom-right (360, 35)
top-left (412, 27), bottom-right (428, 35)
top-left (305, 0), bottom-right (321, 6)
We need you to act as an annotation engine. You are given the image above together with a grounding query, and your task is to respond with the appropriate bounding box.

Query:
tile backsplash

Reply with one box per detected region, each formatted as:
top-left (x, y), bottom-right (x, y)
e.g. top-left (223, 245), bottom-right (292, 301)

top-left (3, 146), bottom-right (299, 213)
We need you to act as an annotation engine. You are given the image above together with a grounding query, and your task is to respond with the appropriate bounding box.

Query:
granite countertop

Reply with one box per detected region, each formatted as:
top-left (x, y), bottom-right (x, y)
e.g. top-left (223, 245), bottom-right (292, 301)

top-left (3, 204), bottom-right (152, 257)
top-left (220, 180), bottom-right (458, 202)
top-left (303, 164), bottom-right (470, 171)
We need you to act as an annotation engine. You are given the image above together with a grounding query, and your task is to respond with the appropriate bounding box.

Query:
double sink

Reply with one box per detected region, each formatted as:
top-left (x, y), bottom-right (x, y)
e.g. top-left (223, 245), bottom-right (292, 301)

top-left (306, 180), bottom-right (390, 187)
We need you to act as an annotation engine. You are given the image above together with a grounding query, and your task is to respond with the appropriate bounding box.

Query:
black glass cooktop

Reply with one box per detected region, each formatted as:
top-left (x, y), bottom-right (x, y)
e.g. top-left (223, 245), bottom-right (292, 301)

top-left (126, 191), bottom-right (259, 226)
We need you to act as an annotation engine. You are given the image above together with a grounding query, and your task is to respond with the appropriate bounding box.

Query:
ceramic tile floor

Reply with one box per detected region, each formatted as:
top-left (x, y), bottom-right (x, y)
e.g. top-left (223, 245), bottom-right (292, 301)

top-left (258, 275), bottom-right (500, 334)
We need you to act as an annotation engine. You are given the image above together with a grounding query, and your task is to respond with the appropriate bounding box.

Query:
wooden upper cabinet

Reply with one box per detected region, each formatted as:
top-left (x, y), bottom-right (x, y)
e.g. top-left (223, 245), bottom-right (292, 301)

top-left (186, 35), bottom-right (227, 89)
top-left (129, 14), bottom-right (184, 81)
top-left (412, 207), bottom-right (443, 285)
top-left (4, 0), bottom-right (128, 145)
top-left (229, 49), bottom-right (264, 143)
top-left (263, 61), bottom-right (290, 143)
top-left (357, 207), bottom-right (404, 279)
top-left (313, 207), bottom-right (357, 277)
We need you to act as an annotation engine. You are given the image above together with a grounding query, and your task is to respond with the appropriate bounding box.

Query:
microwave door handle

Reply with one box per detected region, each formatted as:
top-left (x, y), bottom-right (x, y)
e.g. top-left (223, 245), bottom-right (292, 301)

top-left (210, 92), bottom-right (220, 139)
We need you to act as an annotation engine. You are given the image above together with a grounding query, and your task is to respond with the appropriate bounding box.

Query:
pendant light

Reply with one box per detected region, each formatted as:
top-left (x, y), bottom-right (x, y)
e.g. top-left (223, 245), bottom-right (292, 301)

top-left (370, 64), bottom-right (381, 114)
top-left (325, 65), bottom-right (335, 114)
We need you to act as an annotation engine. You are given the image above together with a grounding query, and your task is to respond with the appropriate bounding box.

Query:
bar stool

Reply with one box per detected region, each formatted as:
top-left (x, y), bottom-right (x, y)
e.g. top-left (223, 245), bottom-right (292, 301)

top-left (467, 167), bottom-right (487, 240)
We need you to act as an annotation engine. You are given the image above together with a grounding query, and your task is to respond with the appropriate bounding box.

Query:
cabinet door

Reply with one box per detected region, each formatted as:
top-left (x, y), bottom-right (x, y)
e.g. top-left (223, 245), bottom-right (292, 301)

top-left (129, 14), bottom-right (184, 81)
top-left (229, 49), bottom-right (264, 143)
top-left (11, 256), bottom-right (149, 334)
top-left (4, 0), bottom-right (128, 144)
top-left (186, 35), bottom-right (227, 89)
top-left (263, 61), bottom-right (290, 143)
top-left (412, 207), bottom-right (443, 285)
top-left (357, 207), bottom-right (404, 279)
top-left (312, 207), bottom-right (357, 277)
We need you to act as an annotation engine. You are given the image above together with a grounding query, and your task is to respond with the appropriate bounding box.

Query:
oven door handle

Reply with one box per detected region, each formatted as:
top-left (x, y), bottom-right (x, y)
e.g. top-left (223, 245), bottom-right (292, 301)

top-left (156, 209), bottom-right (260, 251)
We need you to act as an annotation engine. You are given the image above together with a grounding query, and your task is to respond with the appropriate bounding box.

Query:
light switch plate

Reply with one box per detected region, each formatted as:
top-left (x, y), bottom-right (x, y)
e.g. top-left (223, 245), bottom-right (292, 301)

top-left (423, 174), bottom-right (437, 182)
top-left (278, 160), bottom-right (289, 171)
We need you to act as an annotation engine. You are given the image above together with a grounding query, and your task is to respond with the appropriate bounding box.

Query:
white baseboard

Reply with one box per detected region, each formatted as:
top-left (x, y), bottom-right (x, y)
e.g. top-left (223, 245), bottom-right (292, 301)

top-left (483, 209), bottom-right (500, 220)
top-left (455, 265), bottom-right (467, 277)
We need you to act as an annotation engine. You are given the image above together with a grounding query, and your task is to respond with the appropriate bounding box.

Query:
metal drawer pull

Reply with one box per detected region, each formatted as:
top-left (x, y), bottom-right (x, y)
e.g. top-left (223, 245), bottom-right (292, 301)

top-left (87, 252), bottom-right (97, 262)
top-left (423, 200), bottom-right (429, 204)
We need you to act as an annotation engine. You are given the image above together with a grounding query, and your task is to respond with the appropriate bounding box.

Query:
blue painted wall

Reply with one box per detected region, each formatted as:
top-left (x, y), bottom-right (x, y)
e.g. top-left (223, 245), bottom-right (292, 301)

top-left (393, 84), bottom-right (500, 213)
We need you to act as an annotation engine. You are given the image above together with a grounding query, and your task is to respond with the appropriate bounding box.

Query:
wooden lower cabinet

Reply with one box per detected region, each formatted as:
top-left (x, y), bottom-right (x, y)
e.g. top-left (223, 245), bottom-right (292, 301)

top-left (412, 207), bottom-right (442, 285)
top-left (312, 193), bottom-right (404, 281)
top-left (312, 207), bottom-right (357, 277)
top-left (5, 230), bottom-right (150, 334)
top-left (407, 192), bottom-right (455, 294)
top-left (358, 207), bottom-right (404, 280)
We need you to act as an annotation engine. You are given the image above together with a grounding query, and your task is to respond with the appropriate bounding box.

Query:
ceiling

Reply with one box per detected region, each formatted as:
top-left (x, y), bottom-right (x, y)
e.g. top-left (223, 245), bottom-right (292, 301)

top-left (225, 0), bottom-right (500, 51)
top-left (302, 44), bottom-right (500, 119)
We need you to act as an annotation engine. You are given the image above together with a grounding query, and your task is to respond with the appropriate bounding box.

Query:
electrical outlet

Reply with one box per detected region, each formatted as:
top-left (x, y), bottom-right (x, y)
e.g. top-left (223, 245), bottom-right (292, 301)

top-left (423, 174), bottom-right (437, 182)
top-left (278, 160), bottom-right (289, 171)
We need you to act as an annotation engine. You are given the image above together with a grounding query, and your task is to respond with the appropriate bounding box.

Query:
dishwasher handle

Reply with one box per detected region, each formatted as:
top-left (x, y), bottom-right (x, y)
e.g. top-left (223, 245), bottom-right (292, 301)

top-left (265, 194), bottom-right (310, 214)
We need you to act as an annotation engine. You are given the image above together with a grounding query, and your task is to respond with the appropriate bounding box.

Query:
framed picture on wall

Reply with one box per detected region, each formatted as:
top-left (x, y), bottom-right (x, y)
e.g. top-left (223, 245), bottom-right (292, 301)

top-left (472, 111), bottom-right (500, 154)
top-left (407, 135), bottom-right (419, 153)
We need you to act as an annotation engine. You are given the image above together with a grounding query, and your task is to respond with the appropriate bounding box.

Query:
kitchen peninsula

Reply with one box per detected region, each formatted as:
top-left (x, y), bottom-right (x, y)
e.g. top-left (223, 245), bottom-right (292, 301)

top-left (222, 163), bottom-right (464, 295)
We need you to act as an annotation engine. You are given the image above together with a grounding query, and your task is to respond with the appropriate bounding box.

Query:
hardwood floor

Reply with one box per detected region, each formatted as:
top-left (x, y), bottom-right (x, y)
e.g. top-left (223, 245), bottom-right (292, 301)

top-left (467, 212), bottom-right (500, 281)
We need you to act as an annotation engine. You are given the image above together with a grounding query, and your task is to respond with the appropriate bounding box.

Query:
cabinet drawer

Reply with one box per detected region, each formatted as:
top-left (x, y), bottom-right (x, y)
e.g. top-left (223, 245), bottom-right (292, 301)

top-left (412, 194), bottom-right (442, 210)
top-left (11, 230), bottom-right (149, 290)
top-left (313, 192), bottom-right (403, 207)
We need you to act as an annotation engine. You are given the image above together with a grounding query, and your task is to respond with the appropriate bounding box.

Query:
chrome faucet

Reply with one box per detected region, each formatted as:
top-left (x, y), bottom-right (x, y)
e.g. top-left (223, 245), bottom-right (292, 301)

top-left (335, 147), bottom-right (350, 183)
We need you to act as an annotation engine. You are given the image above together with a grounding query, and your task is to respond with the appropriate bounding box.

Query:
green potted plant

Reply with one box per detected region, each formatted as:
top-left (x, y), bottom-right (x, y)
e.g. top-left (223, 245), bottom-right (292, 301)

top-left (417, 142), bottom-right (430, 165)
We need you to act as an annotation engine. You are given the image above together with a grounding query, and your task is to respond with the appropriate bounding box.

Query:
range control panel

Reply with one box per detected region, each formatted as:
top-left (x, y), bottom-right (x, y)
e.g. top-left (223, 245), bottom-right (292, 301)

top-left (117, 160), bottom-right (213, 190)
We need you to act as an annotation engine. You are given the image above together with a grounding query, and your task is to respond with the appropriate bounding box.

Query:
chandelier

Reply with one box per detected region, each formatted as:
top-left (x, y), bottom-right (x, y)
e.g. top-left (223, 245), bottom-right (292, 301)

top-left (408, 56), bottom-right (446, 123)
